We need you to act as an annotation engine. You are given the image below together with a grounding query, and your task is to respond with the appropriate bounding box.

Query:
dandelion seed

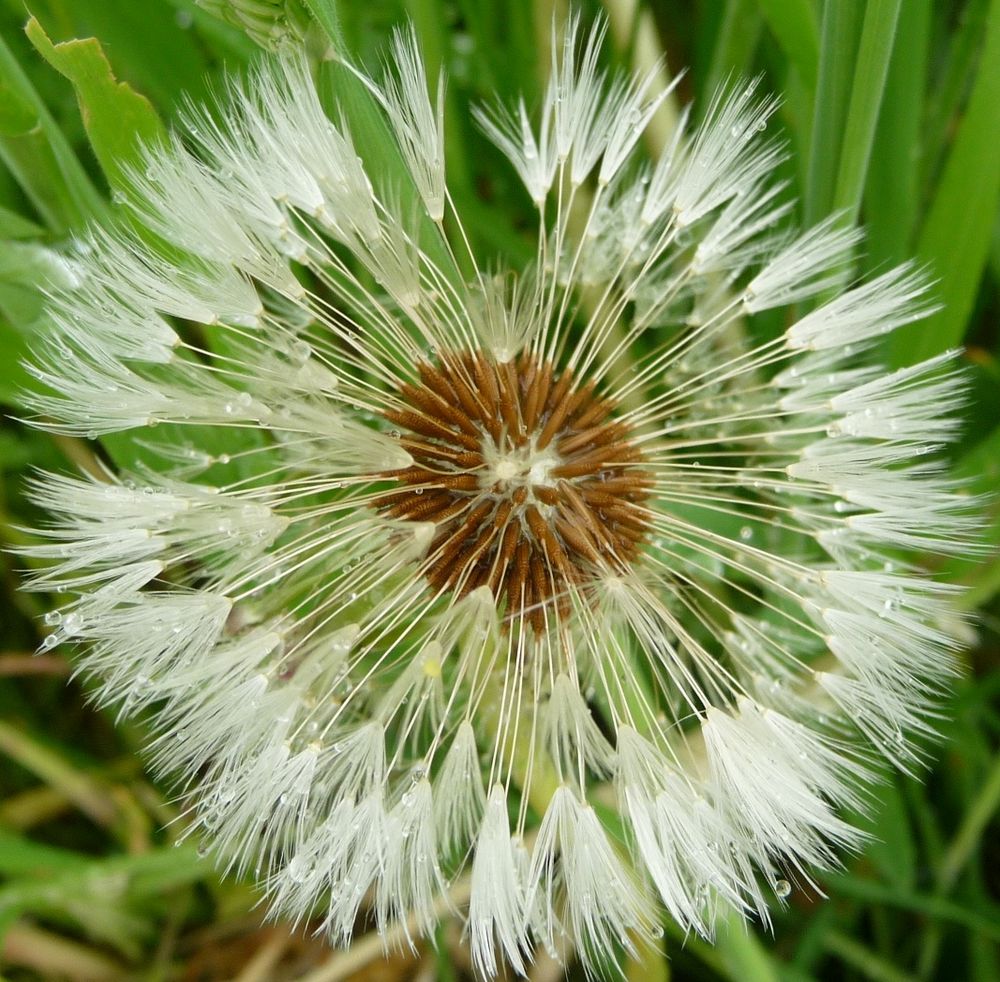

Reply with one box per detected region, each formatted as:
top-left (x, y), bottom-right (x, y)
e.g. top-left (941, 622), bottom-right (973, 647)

top-left (21, 15), bottom-right (976, 976)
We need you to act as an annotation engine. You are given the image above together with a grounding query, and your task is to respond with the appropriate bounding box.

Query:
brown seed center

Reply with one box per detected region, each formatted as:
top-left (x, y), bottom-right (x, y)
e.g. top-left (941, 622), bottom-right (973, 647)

top-left (377, 350), bottom-right (651, 631)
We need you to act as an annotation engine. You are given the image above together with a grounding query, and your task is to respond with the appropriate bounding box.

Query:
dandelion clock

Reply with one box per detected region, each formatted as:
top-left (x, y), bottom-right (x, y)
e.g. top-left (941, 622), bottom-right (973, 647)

top-left (22, 15), bottom-right (975, 976)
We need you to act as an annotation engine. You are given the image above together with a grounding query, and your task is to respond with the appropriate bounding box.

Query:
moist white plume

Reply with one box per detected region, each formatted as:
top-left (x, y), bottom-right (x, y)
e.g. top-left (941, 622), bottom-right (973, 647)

top-left (20, 13), bottom-right (976, 978)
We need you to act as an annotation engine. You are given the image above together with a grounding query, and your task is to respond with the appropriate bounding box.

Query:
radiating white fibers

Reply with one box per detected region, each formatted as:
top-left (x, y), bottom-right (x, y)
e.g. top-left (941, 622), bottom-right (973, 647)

top-left (21, 14), bottom-right (977, 977)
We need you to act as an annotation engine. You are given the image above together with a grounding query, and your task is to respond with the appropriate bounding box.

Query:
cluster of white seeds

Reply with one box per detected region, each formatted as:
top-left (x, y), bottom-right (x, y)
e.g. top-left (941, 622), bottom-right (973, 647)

top-left (21, 16), bottom-right (975, 975)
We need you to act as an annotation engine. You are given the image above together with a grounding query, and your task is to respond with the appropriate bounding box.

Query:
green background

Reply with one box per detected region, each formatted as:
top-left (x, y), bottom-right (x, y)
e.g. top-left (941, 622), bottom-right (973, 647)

top-left (0, 0), bottom-right (997, 979)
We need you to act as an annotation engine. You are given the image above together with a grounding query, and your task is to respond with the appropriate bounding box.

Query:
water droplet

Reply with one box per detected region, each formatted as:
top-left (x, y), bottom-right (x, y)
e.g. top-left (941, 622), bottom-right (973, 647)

top-left (62, 612), bottom-right (83, 637)
top-left (775, 879), bottom-right (791, 898)
top-left (287, 856), bottom-right (309, 883)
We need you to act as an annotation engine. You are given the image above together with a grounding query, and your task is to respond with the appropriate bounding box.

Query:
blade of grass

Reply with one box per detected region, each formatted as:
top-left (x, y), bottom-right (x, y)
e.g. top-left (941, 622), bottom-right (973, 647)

top-left (830, 0), bottom-right (902, 225)
top-left (756, 0), bottom-right (819, 93)
top-left (936, 750), bottom-right (1000, 892)
top-left (0, 830), bottom-right (89, 876)
top-left (0, 843), bottom-right (207, 955)
top-left (942, 418), bottom-right (1000, 604)
top-left (804, 1), bottom-right (861, 224)
top-left (0, 720), bottom-right (117, 829)
top-left (701, 0), bottom-right (762, 110)
top-left (863, 0), bottom-right (931, 268)
top-left (714, 913), bottom-right (780, 982)
top-left (1, 921), bottom-right (124, 982)
top-left (825, 931), bottom-right (915, 982)
top-left (852, 771), bottom-right (917, 892)
top-left (921, 0), bottom-right (989, 200)
top-left (828, 876), bottom-right (1000, 942)
top-left (890, 0), bottom-right (1000, 364)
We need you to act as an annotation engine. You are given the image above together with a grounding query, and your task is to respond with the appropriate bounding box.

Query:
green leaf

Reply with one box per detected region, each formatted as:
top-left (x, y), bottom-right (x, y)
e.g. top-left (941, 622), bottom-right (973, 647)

top-left (890, 0), bottom-right (1000, 364)
top-left (0, 238), bottom-right (76, 287)
top-left (25, 17), bottom-right (167, 191)
top-left (936, 749), bottom-right (1000, 892)
top-left (831, 0), bottom-right (903, 225)
top-left (0, 29), bottom-right (105, 231)
top-left (28, 0), bottom-right (217, 110)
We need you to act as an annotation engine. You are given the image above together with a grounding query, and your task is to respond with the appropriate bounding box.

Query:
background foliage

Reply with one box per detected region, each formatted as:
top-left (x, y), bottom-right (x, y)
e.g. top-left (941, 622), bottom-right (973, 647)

top-left (0, 0), bottom-right (997, 979)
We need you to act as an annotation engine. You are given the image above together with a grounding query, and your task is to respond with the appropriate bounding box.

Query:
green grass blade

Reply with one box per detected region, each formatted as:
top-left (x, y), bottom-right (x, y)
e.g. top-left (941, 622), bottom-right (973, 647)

top-left (862, 0), bottom-right (931, 268)
top-left (890, 0), bottom-right (1000, 364)
top-left (702, 0), bottom-right (762, 108)
top-left (831, 0), bottom-right (902, 225)
top-left (804, 0), bottom-right (862, 224)
top-left (829, 877), bottom-right (1000, 942)
top-left (0, 830), bottom-right (89, 877)
top-left (937, 749), bottom-right (1000, 892)
top-left (714, 912), bottom-right (781, 982)
top-left (756, 0), bottom-right (819, 93)
top-left (825, 932), bottom-right (915, 982)
top-left (921, 0), bottom-right (989, 201)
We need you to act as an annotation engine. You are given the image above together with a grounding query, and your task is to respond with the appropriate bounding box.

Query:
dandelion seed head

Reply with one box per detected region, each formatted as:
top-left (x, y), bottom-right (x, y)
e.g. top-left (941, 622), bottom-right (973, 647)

top-left (20, 13), bottom-right (977, 977)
